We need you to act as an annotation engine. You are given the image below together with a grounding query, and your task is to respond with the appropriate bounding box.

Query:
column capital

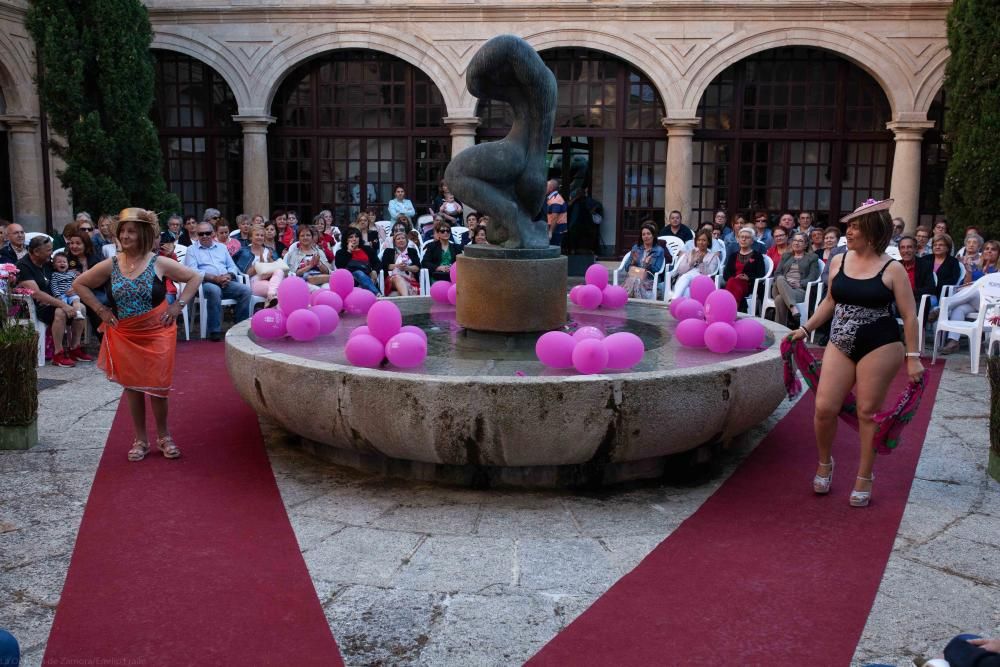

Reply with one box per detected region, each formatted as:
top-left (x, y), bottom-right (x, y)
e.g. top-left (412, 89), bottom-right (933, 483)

top-left (0, 115), bottom-right (39, 133)
top-left (233, 115), bottom-right (276, 133)
top-left (886, 120), bottom-right (934, 141)
top-left (443, 116), bottom-right (480, 131)
top-left (661, 116), bottom-right (700, 136)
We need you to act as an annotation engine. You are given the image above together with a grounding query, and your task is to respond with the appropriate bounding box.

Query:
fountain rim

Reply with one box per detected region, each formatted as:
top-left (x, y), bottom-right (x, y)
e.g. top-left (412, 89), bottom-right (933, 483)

top-left (228, 297), bottom-right (788, 386)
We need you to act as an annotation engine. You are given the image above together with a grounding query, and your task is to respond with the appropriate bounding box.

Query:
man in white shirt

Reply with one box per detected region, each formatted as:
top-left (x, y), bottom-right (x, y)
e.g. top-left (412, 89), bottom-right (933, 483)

top-left (183, 222), bottom-right (252, 341)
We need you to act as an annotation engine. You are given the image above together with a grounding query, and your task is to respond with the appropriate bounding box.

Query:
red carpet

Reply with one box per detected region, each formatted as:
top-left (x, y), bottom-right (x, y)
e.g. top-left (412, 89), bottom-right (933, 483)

top-left (44, 343), bottom-right (342, 666)
top-left (530, 359), bottom-right (944, 666)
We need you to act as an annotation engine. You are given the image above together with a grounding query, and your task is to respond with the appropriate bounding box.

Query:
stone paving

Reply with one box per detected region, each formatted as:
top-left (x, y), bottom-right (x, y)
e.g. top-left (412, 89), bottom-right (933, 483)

top-left (0, 352), bottom-right (997, 666)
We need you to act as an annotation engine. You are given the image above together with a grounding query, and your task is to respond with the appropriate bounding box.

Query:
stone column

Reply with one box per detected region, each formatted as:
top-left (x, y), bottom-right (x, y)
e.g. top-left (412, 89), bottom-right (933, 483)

top-left (4, 117), bottom-right (45, 231)
top-left (662, 117), bottom-right (700, 227)
top-left (443, 116), bottom-right (480, 157)
top-left (887, 120), bottom-right (934, 234)
top-left (234, 115), bottom-right (275, 217)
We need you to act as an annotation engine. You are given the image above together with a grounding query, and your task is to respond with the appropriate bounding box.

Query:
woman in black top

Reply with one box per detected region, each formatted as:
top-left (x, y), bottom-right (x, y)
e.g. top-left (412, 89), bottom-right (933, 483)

top-left (381, 230), bottom-right (421, 296)
top-left (722, 227), bottom-right (767, 311)
top-left (421, 220), bottom-right (463, 283)
top-left (335, 228), bottom-right (381, 295)
top-left (915, 233), bottom-right (961, 310)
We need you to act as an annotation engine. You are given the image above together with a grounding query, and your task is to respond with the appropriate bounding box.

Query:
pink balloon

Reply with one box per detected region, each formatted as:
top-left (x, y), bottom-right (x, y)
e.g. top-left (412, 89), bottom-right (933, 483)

top-left (535, 331), bottom-right (576, 369)
top-left (733, 319), bottom-right (767, 350)
top-left (430, 280), bottom-right (452, 304)
top-left (385, 332), bottom-right (428, 368)
top-left (447, 282), bottom-right (458, 305)
top-left (675, 318), bottom-right (709, 348)
top-left (704, 289), bottom-right (738, 324)
top-left (674, 299), bottom-right (705, 322)
top-left (400, 324), bottom-right (428, 342)
top-left (311, 304), bottom-right (340, 336)
top-left (669, 296), bottom-right (691, 320)
top-left (330, 269), bottom-right (355, 298)
top-left (367, 300), bottom-right (402, 343)
top-left (601, 284), bottom-right (628, 309)
top-left (704, 321), bottom-right (738, 354)
top-left (250, 308), bottom-right (286, 340)
top-left (569, 285), bottom-right (584, 305)
top-left (277, 276), bottom-right (310, 314)
top-left (573, 326), bottom-right (604, 342)
top-left (349, 325), bottom-right (371, 339)
top-left (577, 284), bottom-right (603, 310)
top-left (572, 338), bottom-right (609, 375)
top-left (344, 333), bottom-right (385, 368)
top-left (285, 309), bottom-right (321, 342)
top-left (449, 263), bottom-right (458, 283)
top-left (344, 288), bottom-right (377, 316)
top-left (604, 332), bottom-right (644, 369)
top-left (312, 290), bottom-right (343, 313)
top-left (585, 264), bottom-right (609, 290)
top-left (690, 275), bottom-right (717, 305)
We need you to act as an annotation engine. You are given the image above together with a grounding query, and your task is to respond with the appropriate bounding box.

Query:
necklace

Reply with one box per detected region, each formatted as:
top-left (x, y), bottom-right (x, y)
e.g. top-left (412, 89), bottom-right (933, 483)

top-left (123, 253), bottom-right (143, 274)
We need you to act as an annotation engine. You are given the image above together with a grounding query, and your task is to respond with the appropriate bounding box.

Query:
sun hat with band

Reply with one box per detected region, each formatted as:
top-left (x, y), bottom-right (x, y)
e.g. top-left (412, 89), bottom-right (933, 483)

top-left (840, 198), bottom-right (893, 223)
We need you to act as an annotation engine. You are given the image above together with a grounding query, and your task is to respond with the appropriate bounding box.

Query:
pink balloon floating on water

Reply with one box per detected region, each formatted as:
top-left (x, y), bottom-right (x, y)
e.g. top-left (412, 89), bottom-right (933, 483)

top-left (385, 332), bottom-right (428, 368)
top-left (344, 333), bottom-right (385, 368)
top-left (604, 332), bottom-right (644, 369)
top-left (704, 289), bottom-right (738, 324)
top-left (344, 288), bottom-right (377, 316)
top-left (704, 321), bottom-right (738, 354)
top-left (569, 285), bottom-right (584, 305)
top-left (669, 296), bottom-right (690, 320)
top-left (449, 263), bottom-right (458, 283)
top-left (572, 338), bottom-right (608, 375)
top-left (577, 284), bottom-right (603, 310)
top-left (311, 305), bottom-right (340, 336)
top-left (601, 284), bottom-right (628, 309)
top-left (285, 308), bottom-right (321, 342)
top-left (277, 276), bottom-right (310, 314)
top-left (250, 308), bottom-right (286, 340)
top-left (676, 318), bottom-right (709, 348)
top-left (447, 282), bottom-right (458, 305)
top-left (674, 299), bottom-right (705, 322)
top-left (400, 324), bottom-right (428, 342)
top-left (430, 280), bottom-right (452, 304)
top-left (367, 300), bottom-right (402, 343)
top-left (733, 318), bottom-right (767, 350)
top-left (690, 275), bottom-right (717, 305)
top-left (573, 326), bottom-right (604, 342)
top-left (585, 264), bottom-right (609, 290)
top-left (330, 269), bottom-right (355, 298)
top-left (535, 331), bottom-right (576, 369)
top-left (312, 289), bottom-right (343, 313)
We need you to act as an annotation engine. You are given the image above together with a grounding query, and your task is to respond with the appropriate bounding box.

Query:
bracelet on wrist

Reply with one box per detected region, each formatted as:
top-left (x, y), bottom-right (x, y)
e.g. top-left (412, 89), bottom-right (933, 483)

top-left (905, 352), bottom-right (920, 358)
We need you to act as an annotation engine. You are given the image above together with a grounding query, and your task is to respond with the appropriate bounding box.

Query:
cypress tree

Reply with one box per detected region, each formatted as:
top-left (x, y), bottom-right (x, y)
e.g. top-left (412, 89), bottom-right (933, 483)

top-left (942, 0), bottom-right (1000, 239)
top-left (27, 0), bottom-right (179, 217)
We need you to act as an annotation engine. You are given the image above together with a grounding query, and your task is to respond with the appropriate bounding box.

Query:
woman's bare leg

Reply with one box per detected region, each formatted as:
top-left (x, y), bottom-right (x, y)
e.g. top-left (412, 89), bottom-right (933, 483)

top-left (813, 344), bottom-right (858, 478)
top-left (150, 396), bottom-right (169, 439)
top-left (391, 275), bottom-right (409, 296)
top-left (123, 389), bottom-right (147, 443)
top-left (853, 342), bottom-right (904, 493)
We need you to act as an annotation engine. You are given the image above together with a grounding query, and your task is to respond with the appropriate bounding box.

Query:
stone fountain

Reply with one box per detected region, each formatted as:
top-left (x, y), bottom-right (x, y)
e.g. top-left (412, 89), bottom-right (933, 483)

top-left (225, 36), bottom-right (787, 488)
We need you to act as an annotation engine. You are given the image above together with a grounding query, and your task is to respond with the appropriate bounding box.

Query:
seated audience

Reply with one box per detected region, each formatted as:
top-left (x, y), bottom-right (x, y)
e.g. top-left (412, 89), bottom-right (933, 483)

top-left (916, 233), bottom-right (962, 318)
top-left (157, 232), bottom-right (179, 305)
top-left (234, 214), bottom-right (253, 248)
top-left (819, 226), bottom-right (847, 284)
top-left (421, 220), bottom-right (463, 284)
top-left (619, 222), bottom-right (666, 299)
top-left (381, 230), bottom-right (421, 296)
top-left (263, 220), bottom-right (286, 259)
top-left (0, 223), bottom-right (28, 263)
top-left (240, 226), bottom-right (286, 307)
top-left (772, 231), bottom-right (820, 326)
top-left (387, 185), bottom-right (416, 223)
top-left (723, 227), bottom-right (766, 311)
top-left (183, 221), bottom-right (252, 341)
top-left (672, 228), bottom-right (721, 299)
top-left (889, 217), bottom-right (905, 246)
top-left (165, 214), bottom-right (183, 242)
top-left (659, 209), bottom-right (693, 244)
top-left (286, 227), bottom-right (331, 289)
top-left (938, 240), bottom-right (1000, 354)
top-left (335, 228), bottom-right (380, 295)
top-left (915, 225), bottom-right (932, 256)
top-left (434, 181), bottom-right (464, 226)
top-left (753, 211), bottom-right (773, 249)
top-left (809, 227), bottom-right (825, 254)
top-left (16, 236), bottom-right (88, 366)
top-left (352, 213), bottom-right (380, 247)
top-left (216, 219), bottom-right (241, 256)
top-left (961, 232), bottom-right (984, 268)
top-left (92, 214), bottom-right (116, 248)
top-left (178, 215), bottom-right (199, 246)
top-left (897, 235), bottom-right (918, 291)
top-left (472, 227), bottom-right (489, 245)
top-left (766, 226), bottom-right (789, 267)
top-left (50, 252), bottom-right (89, 324)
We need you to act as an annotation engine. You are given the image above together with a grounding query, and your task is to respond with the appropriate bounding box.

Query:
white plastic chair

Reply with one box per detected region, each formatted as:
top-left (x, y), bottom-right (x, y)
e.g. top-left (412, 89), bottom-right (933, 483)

top-left (661, 253), bottom-right (722, 301)
top-left (942, 263), bottom-right (966, 299)
top-left (375, 221), bottom-right (393, 246)
top-left (10, 293), bottom-right (46, 366)
top-left (932, 276), bottom-right (1000, 373)
top-left (613, 252), bottom-right (667, 300)
top-left (450, 226), bottom-right (470, 245)
top-left (884, 246), bottom-right (901, 260)
top-left (795, 260), bottom-right (825, 340)
top-left (25, 232), bottom-right (53, 246)
top-left (747, 255), bottom-right (775, 317)
top-left (417, 214), bottom-right (435, 238)
top-left (189, 273), bottom-right (252, 340)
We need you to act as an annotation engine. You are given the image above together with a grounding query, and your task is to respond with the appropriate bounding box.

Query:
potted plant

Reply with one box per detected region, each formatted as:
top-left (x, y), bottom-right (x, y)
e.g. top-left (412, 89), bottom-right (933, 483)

top-left (0, 262), bottom-right (39, 450)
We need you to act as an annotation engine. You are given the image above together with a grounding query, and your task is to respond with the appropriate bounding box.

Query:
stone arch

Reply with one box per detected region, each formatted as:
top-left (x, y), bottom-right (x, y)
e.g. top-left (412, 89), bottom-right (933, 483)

top-left (0, 29), bottom-right (36, 116)
top-left (151, 27), bottom-right (253, 115)
top-left (913, 56), bottom-right (948, 117)
top-left (518, 28), bottom-right (681, 115)
top-left (682, 27), bottom-right (913, 116)
top-left (257, 29), bottom-right (464, 118)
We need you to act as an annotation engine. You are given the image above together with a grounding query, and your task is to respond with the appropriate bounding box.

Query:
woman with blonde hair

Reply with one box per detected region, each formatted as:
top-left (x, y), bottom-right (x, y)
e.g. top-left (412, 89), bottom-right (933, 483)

top-left (73, 208), bottom-right (202, 461)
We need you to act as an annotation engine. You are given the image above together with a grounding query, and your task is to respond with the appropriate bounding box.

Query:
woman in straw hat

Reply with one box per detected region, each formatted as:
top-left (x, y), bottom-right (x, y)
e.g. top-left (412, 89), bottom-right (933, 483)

top-left (788, 199), bottom-right (924, 507)
top-left (73, 208), bottom-right (202, 461)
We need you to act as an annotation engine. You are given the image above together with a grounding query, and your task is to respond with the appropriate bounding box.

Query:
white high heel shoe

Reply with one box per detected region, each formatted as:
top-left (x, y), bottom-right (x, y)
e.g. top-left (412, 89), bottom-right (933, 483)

top-left (813, 458), bottom-right (834, 494)
top-left (849, 473), bottom-right (874, 507)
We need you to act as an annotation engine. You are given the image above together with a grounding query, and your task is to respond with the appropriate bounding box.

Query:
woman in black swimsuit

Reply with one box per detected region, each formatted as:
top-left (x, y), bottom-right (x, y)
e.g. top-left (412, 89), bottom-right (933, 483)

top-left (789, 199), bottom-right (924, 507)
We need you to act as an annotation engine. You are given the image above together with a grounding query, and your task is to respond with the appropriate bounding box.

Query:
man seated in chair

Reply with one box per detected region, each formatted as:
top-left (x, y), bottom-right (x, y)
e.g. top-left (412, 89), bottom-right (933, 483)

top-left (16, 236), bottom-right (89, 366)
top-left (183, 222), bottom-right (252, 342)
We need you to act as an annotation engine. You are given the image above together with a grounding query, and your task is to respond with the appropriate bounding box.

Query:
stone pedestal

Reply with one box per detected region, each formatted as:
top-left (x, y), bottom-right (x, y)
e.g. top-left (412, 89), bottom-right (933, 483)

top-left (456, 245), bottom-right (567, 332)
top-left (0, 420), bottom-right (37, 450)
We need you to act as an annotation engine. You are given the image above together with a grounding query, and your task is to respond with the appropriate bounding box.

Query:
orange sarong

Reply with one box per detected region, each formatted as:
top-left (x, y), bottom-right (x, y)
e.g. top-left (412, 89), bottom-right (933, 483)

top-left (98, 301), bottom-right (176, 397)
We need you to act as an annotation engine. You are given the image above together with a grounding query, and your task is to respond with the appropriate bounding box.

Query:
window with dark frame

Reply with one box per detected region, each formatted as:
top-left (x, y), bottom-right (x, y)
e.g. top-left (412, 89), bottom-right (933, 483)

top-left (152, 50), bottom-right (243, 221)
top-left (919, 89), bottom-right (948, 226)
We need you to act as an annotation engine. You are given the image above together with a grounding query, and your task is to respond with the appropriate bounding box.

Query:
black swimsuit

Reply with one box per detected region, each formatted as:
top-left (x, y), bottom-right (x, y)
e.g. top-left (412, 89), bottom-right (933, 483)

top-left (829, 255), bottom-right (900, 363)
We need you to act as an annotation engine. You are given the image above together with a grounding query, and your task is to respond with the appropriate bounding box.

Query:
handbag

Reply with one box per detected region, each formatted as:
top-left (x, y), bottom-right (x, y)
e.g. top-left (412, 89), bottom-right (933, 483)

top-left (622, 266), bottom-right (646, 298)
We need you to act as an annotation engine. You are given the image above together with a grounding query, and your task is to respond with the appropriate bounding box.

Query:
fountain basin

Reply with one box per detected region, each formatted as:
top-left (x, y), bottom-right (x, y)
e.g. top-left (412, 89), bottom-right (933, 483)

top-left (225, 298), bottom-right (788, 487)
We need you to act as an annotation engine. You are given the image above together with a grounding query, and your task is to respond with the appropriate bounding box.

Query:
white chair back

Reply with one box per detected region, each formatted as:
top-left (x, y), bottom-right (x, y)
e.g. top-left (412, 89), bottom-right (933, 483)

top-left (25, 232), bottom-right (53, 245)
top-left (173, 245), bottom-right (187, 262)
top-left (663, 236), bottom-right (686, 260)
top-left (375, 221), bottom-right (393, 245)
top-left (762, 254), bottom-right (775, 278)
top-left (838, 236), bottom-right (847, 246)
top-left (982, 273), bottom-right (1000, 298)
top-left (450, 226), bottom-right (470, 244)
top-left (417, 214), bottom-right (435, 235)
top-left (885, 245), bottom-right (901, 260)
top-left (229, 229), bottom-right (241, 238)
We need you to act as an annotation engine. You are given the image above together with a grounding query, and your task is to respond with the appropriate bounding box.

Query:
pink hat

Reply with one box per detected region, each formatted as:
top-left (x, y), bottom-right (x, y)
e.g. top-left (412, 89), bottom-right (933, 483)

top-left (840, 198), bottom-right (893, 223)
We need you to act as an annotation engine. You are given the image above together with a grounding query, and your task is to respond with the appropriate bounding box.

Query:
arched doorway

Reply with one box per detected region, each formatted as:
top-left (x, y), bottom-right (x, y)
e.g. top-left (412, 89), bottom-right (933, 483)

top-left (477, 48), bottom-right (666, 254)
top-left (692, 47), bottom-right (893, 227)
top-left (919, 88), bottom-right (948, 227)
top-left (0, 85), bottom-right (10, 222)
top-left (269, 50), bottom-right (451, 225)
top-left (151, 50), bottom-right (243, 220)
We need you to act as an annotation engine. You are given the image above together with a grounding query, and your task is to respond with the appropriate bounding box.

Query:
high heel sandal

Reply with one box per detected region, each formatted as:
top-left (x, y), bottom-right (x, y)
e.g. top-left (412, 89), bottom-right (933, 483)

top-left (813, 458), bottom-right (834, 494)
top-left (850, 473), bottom-right (874, 507)
top-left (127, 440), bottom-right (149, 462)
top-left (157, 435), bottom-right (181, 459)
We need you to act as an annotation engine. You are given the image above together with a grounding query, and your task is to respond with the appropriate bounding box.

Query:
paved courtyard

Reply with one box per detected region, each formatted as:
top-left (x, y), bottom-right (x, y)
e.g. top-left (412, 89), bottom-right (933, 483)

top-left (1, 351), bottom-right (997, 666)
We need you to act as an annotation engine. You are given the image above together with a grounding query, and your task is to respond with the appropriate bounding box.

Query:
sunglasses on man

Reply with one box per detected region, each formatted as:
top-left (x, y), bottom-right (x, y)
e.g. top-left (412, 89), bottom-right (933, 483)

top-left (197, 231), bottom-right (215, 237)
